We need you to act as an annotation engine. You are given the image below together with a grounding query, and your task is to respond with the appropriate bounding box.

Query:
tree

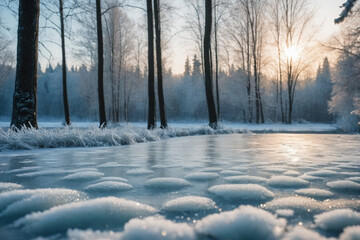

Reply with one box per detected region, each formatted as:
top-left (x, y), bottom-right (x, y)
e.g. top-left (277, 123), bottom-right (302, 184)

top-left (204, 0), bottom-right (218, 128)
top-left (184, 56), bottom-right (191, 76)
top-left (59, 0), bottom-right (71, 125)
top-left (147, 0), bottom-right (156, 129)
top-left (96, 0), bottom-right (106, 128)
top-left (335, 0), bottom-right (358, 24)
top-left (154, 0), bottom-right (167, 129)
top-left (11, 0), bottom-right (40, 130)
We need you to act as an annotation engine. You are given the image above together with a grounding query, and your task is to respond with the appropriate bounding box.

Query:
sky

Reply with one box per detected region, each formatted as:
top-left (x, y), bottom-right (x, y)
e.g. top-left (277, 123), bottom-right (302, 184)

top-left (0, 0), bottom-right (347, 74)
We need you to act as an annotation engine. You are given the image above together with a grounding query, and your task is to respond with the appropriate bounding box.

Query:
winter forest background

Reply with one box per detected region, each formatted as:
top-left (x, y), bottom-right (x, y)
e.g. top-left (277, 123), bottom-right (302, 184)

top-left (0, 0), bottom-right (359, 131)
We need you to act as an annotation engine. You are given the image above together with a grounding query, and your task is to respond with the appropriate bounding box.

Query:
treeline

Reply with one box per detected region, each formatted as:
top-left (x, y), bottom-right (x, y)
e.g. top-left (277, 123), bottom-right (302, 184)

top-left (0, 0), bottom-right (359, 131)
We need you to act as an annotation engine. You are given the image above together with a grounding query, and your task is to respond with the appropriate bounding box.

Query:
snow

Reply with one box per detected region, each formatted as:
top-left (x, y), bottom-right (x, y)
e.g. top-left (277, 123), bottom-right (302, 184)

top-left (62, 171), bottom-right (104, 181)
top-left (14, 197), bottom-right (157, 235)
top-left (267, 176), bottom-right (309, 188)
top-left (126, 168), bottom-right (154, 175)
top-left (195, 205), bottom-right (286, 240)
top-left (0, 122), bottom-right (338, 151)
top-left (264, 196), bottom-right (324, 213)
top-left (295, 188), bottom-right (334, 199)
top-left (282, 226), bottom-right (335, 240)
top-left (326, 180), bottom-right (360, 192)
top-left (0, 189), bottom-right (83, 221)
top-left (96, 177), bottom-right (128, 182)
top-left (0, 132), bottom-right (358, 240)
top-left (161, 196), bottom-right (217, 213)
top-left (339, 226), bottom-right (360, 240)
top-left (224, 175), bottom-right (267, 184)
top-left (121, 216), bottom-right (196, 240)
top-left (0, 182), bottom-right (23, 192)
top-left (144, 178), bottom-right (191, 190)
top-left (185, 172), bottom-right (220, 181)
top-left (275, 209), bottom-right (294, 217)
top-left (347, 177), bottom-right (360, 183)
top-left (314, 209), bottom-right (360, 232)
top-left (208, 184), bottom-right (274, 202)
top-left (84, 181), bottom-right (133, 191)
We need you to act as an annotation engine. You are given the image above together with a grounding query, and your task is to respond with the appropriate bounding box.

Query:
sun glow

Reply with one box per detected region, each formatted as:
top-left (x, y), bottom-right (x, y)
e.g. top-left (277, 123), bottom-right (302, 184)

top-left (284, 46), bottom-right (300, 61)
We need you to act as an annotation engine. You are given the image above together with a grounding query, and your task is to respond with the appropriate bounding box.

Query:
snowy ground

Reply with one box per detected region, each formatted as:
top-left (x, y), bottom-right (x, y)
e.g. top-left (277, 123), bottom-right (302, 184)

top-left (0, 133), bottom-right (359, 240)
top-left (0, 121), bottom-right (339, 151)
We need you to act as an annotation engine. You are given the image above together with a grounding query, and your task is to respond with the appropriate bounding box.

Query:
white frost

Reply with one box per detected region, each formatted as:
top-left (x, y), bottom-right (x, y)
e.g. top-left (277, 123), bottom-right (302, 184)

top-left (295, 188), bottom-right (334, 198)
top-left (62, 171), bottom-right (104, 181)
top-left (283, 226), bottom-right (335, 240)
top-left (185, 172), bottom-right (220, 181)
top-left (224, 175), bottom-right (267, 184)
top-left (267, 176), bottom-right (309, 188)
top-left (14, 197), bottom-right (157, 235)
top-left (315, 209), bottom-right (360, 232)
top-left (161, 196), bottom-right (216, 212)
top-left (0, 182), bottom-right (23, 192)
top-left (144, 178), bottom-right (190, 190)
top-left (339, 226), bottom-right (360, 240)
top-left (208, 184), bottom-right (274, 201)
top-left (326, 180), bottom-right (360, 192)
top-left (195, 205), bottom-right (286, 240)
top-left (126, 168), bottom-right (154, 176)
top-left (84, 181), bottom-right (133, 191)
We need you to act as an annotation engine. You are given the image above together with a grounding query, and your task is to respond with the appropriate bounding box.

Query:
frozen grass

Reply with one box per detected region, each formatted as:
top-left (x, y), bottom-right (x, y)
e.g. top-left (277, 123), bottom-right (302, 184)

top-left (0, 124), bottom-right (243, 151)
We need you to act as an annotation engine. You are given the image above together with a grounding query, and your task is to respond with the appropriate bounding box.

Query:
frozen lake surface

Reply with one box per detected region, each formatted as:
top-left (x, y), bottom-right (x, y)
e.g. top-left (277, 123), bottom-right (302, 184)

top-left (0, 133), bottom-right (359, 239)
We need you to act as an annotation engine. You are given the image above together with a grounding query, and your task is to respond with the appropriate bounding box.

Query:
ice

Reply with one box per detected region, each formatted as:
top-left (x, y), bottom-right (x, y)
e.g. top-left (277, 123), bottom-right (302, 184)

top-left (224, 176), bottom-right (267, 184)
top-left (283, 170), bottom-right (301, 176)
top-left (200, 167), bottom-right (223, 172)
top-left (275, 209), bottom-right (294, 217)
top-left (84, 181), bottom-right (133, 191)
top-left (0, 189), bottom-right (83, 221)
top-left (161, 196), bottom-right (216, 213)
top-left (306, 170), bottom-right (338, 177)
top-left (208, 184), bottom-right (274, 202)
top-left (195, 205), bottom-right (286, 240)
top-left (96, 177), bottom-right (128, 182)
top-left (282, 226), bottom-right (335, 240)
top-left (219, 170), bottom-right (244, 176)
top-left (314, 209), bottom-right (360, 232)
top-left (151, 164), bottom-right (182, 169)
top-left (339, 226), bottom-right (360, 240)
top-left (261, 167), bottom-right (288, 173)
top-left (185, 172), bottom-right (220, 181)
top-left (267, 176), bottom-right (309, 188)
top-left (126, 168), bottom-right (154, 175)
top-left (16, 169), bottom-right (69, 177)
top-left (144, 178), bottom-right (191, 190)
top-left (14, 197), bottom-right (157, 235)
top-left (0, 182), bottom-right (23, 192)
top-left (5, 166), bottom-right (41, 174)
top-left (347, 177), bottom-right (360, 183)
top-left (295, 188), bottom-right (334, 199)
top-left (300, 174), bottom-right (324, 181)
top-left (62, 171), bottom-right (104, 181)
top-left (326, 180), bottom-right (360, 192)
top-left (97, 162), bottom-right (123, 168)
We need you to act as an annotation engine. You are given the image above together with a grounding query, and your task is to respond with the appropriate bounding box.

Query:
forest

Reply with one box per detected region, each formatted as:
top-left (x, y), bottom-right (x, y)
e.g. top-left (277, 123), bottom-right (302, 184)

top-left (0, 0), bottom-right (359, 131)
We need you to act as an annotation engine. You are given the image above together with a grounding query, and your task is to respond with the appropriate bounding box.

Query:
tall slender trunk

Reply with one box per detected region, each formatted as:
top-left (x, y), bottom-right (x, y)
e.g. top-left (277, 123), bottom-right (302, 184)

top-left (214, 0), bottom-right (220, 119)
top-left (11, 0), bottom-right (40, 130)
top-left (154, 0), bottom-right (167, 129)
top-left (204, 0), bottom-right (218, 129)
top-left (147, 0), bottom-right (156, 129)
top-left (96, 0), bottom-right (106, 128)
top-left (59, 0), bottom-right (70, 126)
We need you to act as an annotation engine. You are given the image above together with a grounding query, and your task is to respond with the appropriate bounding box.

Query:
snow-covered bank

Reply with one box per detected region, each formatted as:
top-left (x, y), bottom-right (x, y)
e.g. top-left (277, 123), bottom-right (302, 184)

top-left (0, 122), bottom-right (339, 151)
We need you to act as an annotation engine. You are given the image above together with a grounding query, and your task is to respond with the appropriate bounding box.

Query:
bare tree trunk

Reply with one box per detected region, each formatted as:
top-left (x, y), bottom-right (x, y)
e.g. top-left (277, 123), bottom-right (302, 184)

top-left (204, 0), bottom-right (218, 129)
top-left (214, 0), bottom-right (220, 120)
top-left (154, 0), bottom-right (167, 129)
top-left (59, 0), bottom-right (70, 126)
top-left (147, 0), bottom-right (156, 129)
top-left (11, 0), bottom-right (40, 130)
top-left (96, 0), bottom-right (106, 128)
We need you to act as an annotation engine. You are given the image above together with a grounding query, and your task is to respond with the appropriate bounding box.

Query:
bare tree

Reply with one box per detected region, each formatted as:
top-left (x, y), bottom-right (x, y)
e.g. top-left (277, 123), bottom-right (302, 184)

top-left (154, 0), bottom-right (167, 129)
top-left (204, 0), bottom-right (218, 128)
top-left (96, 0), bottom-right (106, 127)
top-left (11, 0), bottom-right (40, 129)
top-left (147, 0), bottom-right (156, 129)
